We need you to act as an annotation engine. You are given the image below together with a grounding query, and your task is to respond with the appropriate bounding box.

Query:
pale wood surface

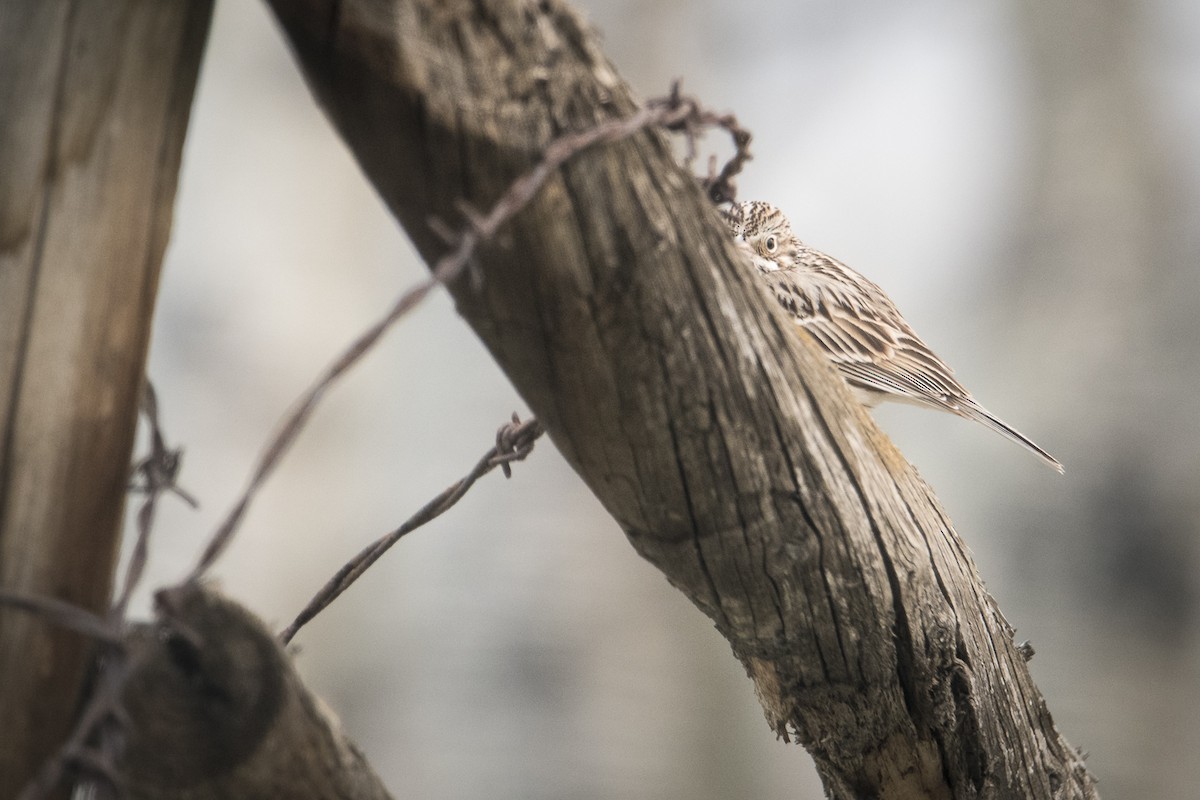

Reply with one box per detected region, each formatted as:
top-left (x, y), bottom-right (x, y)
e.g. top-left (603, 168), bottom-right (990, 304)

top-left (0, 3), bottom-right (213, 795)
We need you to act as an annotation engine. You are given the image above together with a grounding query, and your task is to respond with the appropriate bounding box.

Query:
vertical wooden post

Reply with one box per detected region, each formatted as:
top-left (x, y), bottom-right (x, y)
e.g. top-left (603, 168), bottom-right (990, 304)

top-left (0, 3), bottom-right (213, 795)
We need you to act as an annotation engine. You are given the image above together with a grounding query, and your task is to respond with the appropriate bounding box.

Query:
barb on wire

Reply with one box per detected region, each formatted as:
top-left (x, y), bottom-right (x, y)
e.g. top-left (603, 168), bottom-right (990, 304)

top-left (193, 82), bottom-right (749, 580)
top-left (279, 414), bottom-right (544, 645)
top-left (652, 80), bottom-right (753, 204)
top-left (128, 382), bottom-right (198, 507)
top-left (117, 382), bottom-right (198, 618)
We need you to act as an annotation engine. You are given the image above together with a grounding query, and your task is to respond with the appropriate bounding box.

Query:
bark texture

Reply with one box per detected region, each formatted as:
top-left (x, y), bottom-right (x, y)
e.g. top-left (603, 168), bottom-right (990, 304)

top-left (122, 583), bottom-right (393, 800)
top-left (262, 1), bottom-right (1097, 797)
top-left (0, 2), bottom-right (213, 796)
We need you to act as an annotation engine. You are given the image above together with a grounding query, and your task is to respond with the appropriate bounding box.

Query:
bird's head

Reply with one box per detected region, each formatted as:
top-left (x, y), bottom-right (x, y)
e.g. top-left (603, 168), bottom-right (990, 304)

top-left (725, 200), bottom-right (799, 273)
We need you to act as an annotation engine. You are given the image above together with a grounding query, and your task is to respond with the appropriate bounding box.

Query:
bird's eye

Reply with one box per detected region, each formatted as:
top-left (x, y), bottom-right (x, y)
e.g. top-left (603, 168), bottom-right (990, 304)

top-left (764, 235), bottom-right (778, 254)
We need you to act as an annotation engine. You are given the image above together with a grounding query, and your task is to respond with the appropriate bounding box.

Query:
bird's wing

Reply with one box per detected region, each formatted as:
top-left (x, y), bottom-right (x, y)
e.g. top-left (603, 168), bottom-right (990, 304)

top-left (762, 258), bottom-right (969, 411)
top-left (757, 245), bottom-right (1065, 472)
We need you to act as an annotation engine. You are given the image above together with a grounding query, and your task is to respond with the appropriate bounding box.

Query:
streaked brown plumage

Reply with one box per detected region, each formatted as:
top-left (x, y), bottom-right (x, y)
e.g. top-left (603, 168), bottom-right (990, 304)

top-left (727, 200), bottom-right (1063, 473)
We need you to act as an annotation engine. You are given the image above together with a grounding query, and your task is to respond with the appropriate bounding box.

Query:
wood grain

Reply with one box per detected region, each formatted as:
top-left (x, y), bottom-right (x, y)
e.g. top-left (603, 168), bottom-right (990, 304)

top-left (0, 3), bottom-right (213, 795)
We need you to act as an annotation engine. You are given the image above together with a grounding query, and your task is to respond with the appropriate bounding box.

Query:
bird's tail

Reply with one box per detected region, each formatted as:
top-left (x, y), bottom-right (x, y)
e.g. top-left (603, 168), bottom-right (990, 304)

top-left (958, 402), bottom-right (1064, 474)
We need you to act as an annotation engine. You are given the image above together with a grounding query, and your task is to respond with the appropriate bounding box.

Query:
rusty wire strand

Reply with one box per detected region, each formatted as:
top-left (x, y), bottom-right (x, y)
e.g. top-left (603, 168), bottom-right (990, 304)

top-left (280, 414), bottom-right (543, 645)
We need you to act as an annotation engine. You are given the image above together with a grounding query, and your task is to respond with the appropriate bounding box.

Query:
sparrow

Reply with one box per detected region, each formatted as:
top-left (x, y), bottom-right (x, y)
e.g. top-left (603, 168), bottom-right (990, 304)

top-left (726, 200), bottom-right (1063, 473)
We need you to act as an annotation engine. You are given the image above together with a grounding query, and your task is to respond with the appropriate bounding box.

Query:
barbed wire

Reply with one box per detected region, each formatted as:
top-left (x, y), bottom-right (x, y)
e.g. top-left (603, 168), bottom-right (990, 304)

top-left (190, 80), bottom-right (749, 579)
top-left (280, 413), bottom-right (543, 644)
top-left (3, 80), bottom-right (752, 799)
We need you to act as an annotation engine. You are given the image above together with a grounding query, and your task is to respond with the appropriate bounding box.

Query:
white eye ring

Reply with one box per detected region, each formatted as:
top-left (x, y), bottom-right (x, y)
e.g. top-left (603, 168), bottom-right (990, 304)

top-left (764, 235), bottom-right (778, 254)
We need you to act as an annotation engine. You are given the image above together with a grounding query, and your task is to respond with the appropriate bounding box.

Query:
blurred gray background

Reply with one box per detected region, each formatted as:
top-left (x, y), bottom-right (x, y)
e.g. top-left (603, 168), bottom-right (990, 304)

top-left (122, 0), bottom-right (1200, 797)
